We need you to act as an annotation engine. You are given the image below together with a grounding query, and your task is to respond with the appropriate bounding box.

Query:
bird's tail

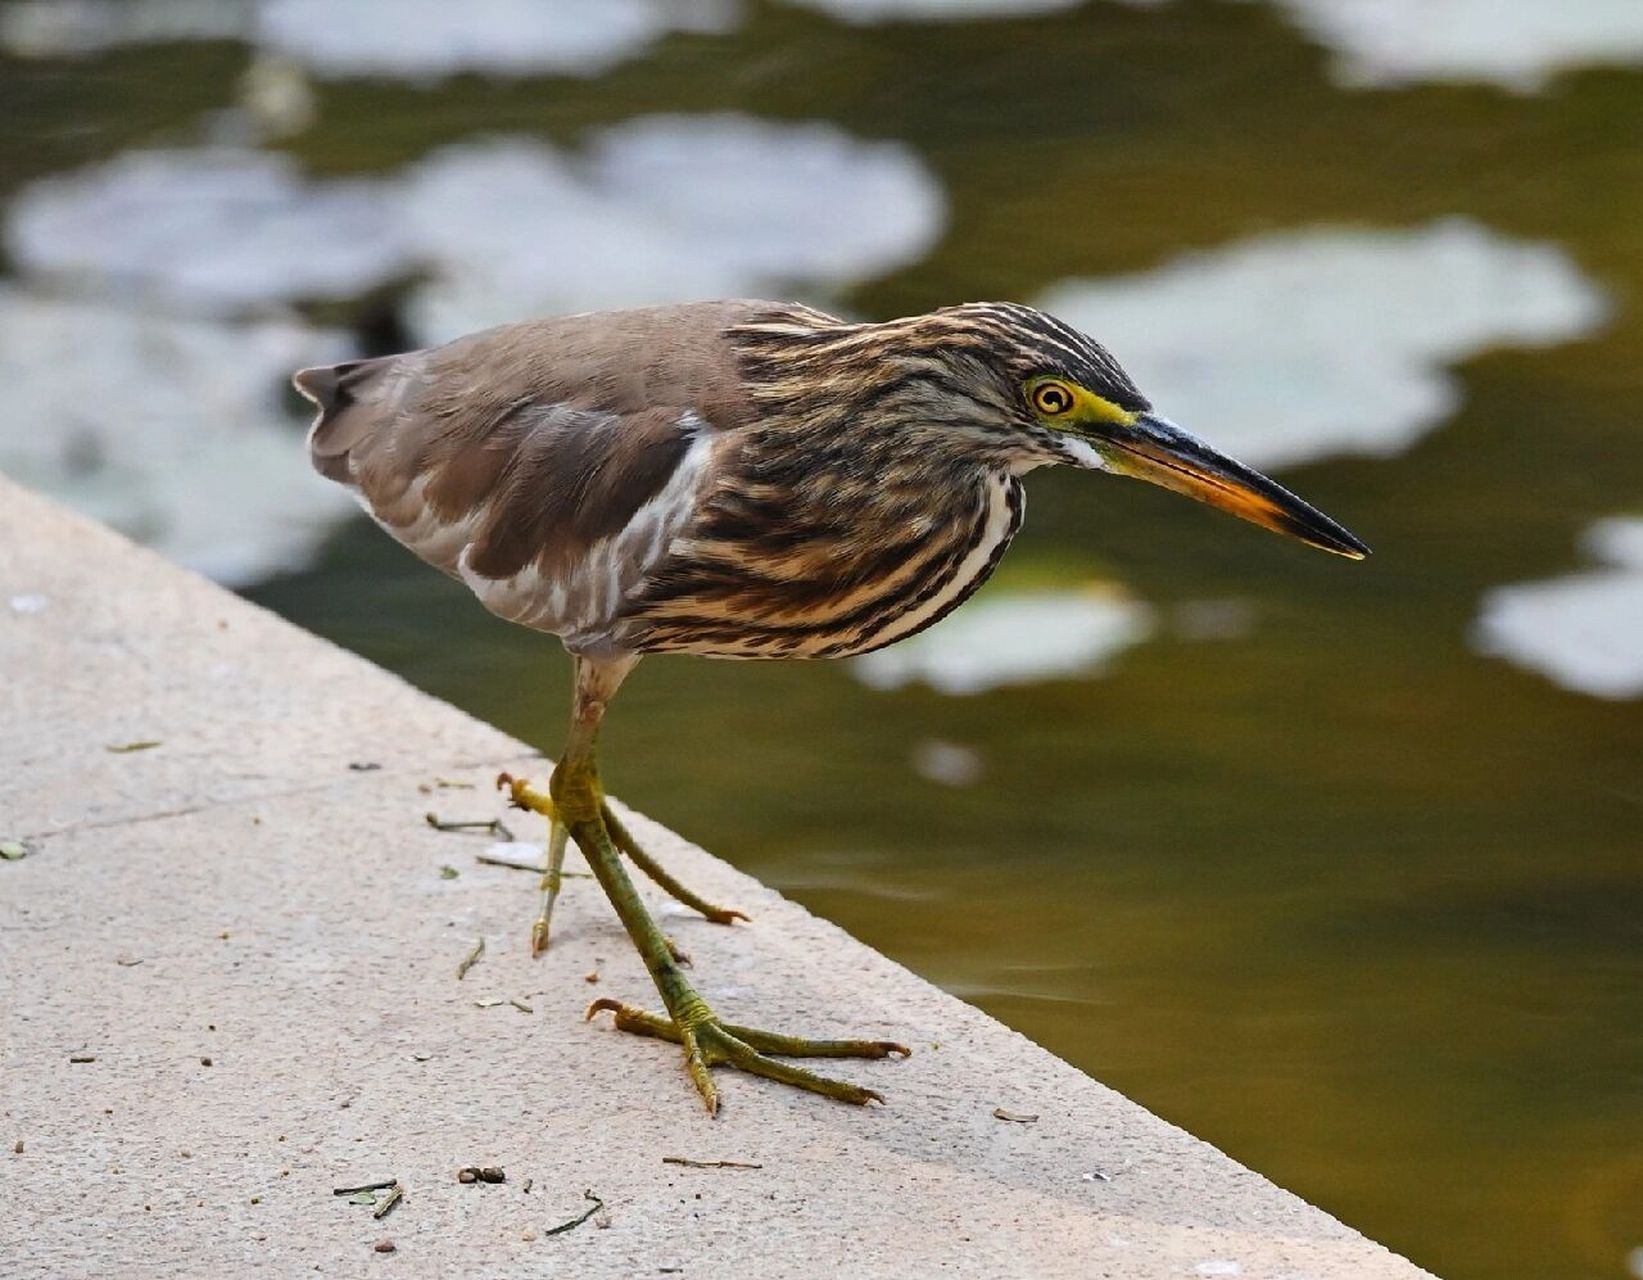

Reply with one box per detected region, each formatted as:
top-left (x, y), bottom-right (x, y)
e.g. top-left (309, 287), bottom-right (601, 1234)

top-left (294, 357), bottom-right (396, 485)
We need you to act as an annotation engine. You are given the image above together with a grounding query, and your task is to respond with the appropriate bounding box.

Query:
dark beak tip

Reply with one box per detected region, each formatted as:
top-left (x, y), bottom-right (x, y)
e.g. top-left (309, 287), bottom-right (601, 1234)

top-left (1317, 528), bottom-right (1371, 560)
top-left (1288, 514), bottom-right (1370, 560)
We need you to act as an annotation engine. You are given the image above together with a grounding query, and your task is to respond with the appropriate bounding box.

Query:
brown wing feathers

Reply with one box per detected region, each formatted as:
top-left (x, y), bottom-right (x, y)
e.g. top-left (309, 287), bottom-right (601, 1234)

top-left (294, 304), bottom-right (767, 594)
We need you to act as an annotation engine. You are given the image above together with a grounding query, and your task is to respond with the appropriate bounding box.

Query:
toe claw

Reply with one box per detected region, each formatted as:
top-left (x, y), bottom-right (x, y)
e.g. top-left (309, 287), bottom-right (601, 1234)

top-left (497, 771), bottom-right (555, 817)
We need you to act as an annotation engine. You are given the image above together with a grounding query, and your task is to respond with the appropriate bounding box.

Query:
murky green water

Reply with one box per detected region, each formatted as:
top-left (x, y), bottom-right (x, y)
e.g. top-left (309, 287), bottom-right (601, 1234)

top-left (7, 4), bottom-right (1642, 1277)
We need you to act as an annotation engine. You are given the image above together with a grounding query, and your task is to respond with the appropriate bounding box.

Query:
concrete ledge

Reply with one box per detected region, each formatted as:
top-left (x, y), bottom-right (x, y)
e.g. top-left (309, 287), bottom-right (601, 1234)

top-left (0, 474), bottom-right (1436, 1278)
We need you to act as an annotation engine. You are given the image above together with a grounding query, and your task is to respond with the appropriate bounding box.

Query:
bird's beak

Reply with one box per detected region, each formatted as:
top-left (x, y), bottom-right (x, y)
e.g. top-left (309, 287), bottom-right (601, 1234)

top-left (1099, 414), bottom-right (1370, 559)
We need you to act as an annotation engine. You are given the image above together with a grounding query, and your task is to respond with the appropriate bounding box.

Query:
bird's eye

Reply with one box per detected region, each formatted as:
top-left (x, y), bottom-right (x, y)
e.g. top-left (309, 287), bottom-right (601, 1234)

top-left (1030, 381), bottom-right (1075, 416)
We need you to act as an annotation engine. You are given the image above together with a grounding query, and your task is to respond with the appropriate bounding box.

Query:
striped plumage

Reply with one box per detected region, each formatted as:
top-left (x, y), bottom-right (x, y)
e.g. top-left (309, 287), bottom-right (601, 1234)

top-left (298, 299), bottom-right (1151, 662)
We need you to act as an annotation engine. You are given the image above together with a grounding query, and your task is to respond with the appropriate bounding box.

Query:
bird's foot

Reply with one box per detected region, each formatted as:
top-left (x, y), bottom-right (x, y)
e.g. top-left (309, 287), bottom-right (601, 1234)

top-left (587, 998), bottom-right (909, 1114)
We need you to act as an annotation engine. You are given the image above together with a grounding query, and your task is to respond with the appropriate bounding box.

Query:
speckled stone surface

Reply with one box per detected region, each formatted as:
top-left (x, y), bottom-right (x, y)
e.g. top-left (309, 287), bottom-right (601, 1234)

top-left (0, 475), bottom-right (1438, 1278)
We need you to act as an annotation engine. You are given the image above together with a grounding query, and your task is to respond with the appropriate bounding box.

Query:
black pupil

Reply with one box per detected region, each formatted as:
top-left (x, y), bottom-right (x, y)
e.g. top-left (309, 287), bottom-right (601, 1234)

top-left (1041, 387), bottom-right (1066, 411)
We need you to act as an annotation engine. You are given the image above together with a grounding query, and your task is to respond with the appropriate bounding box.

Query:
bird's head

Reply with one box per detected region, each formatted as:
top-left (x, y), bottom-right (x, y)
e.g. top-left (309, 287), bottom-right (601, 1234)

top-left (731, 300), bottom-right (1367, 559)
top-left (928, 301), bottom-right (1370, 559)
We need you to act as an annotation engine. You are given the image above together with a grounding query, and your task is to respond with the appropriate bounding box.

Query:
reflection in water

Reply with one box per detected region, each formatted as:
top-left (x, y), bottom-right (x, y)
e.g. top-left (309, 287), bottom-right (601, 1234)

top-left (6, 147), bottom-right (411, 315)
top-left (402, 118), bottom-right (944, 340)
top-left (1038, 219), bottom-right (1606, 470)
top-left (6, 118), bottom-right (944, 343)
top-left (909, 737), bottom-right (986, 787)
top-left (0, 0), bottom-right (244, 57)
top-left (257, 0), bottom-right (738, 80)
top-left (9, 0), bottom-right (1642, 96)
top-left (1, 0), bottom-right (739, 79)
top-left (853, 586), bottom-right (1155, 694)
top-left (0, 288), bottom-right (351, 584)
top-left (784, 0), bottom-right (1093, 23)
top-left (1473, 518), bottom-right (1643, 699)
top-left (1269, 0), bottom-right (1643, 90)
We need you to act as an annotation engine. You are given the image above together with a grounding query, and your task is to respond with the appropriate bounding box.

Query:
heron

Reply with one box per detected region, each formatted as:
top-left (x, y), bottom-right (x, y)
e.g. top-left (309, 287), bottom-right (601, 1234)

top-left (296, 299), bottom-right (1366, 1113)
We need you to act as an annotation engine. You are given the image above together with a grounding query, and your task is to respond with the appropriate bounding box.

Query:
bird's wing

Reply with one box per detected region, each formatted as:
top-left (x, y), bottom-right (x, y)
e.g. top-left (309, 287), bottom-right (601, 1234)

top-left (295, 300), bottom-right (797, 648)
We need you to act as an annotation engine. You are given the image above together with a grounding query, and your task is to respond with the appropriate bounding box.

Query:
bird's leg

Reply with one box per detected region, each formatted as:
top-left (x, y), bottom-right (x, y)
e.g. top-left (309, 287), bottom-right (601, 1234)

top-left (498, 772), bottom-right (747, 951)
top-left (493, 773), bottom-right (568, 955)
top-left (560, 656), bottom-right (910, 1114)
top-left (536, 816), bottom-right (571, 956)
top-left (600, 802), bottom-right (749, 928)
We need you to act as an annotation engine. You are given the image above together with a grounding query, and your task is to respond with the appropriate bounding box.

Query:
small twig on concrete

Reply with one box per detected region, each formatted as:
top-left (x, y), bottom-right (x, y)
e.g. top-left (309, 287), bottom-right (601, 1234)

top-left (456, 937), bottom-right (485, 981)
top-left (992, 1108), bottom-right (1039, 1124)
top-left (105, 740), bottom-right (161, 753)
top-left (333, 1179), bottom-right (399, 1197)
top-left (543, 1189), bottom-right (603, 1237)
top-left (661, 1157), bottom-right (763, 1170)
top-left (508, 998), bottom-right (534, 1014)
top-left (425, 813), bottom-right (514, 840)
top-left (372, 1183), bottom-right (404, 1220)
top-left (476, 850), bottom-right (546, 873)
top-left (433, 778), bottom-right (474, 789)
top-left (475, 850), bottom-right (594, 878)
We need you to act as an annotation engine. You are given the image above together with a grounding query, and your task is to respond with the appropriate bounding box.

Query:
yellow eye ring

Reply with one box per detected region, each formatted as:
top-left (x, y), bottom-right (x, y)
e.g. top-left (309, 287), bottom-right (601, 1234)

top-left (1031, 381), bottom-right (1075, 416)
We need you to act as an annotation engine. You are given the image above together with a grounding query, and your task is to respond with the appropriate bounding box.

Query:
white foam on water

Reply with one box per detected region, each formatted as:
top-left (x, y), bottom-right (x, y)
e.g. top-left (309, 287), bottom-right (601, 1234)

top-left (0, 287), bottom-right (356, 585)
top-left (9, 0), bottom-right (1641, 92)
top-left (5, 117), bottom-right (943, 339)
top-left (1472, 519), bottom-right (1643, 701)
top-left (1, 0), bottom-right (739, 80)
top-left (0, 0), bottom-right (249, 56)
top-left (399, 117), bottom-right (945, 341)
top-left (1037, 219), bottom-right (1606, 471)
top-left (780, 0), bottom-right (1096, 22)
top-left (256, 0), bottom-right (739, 81)
top-left (5, 148), bottom-right (415, 317)
top-left (1267, 0), bottom-right (1643, 91)
top-left (853, 588), bottom-right (1155, 695)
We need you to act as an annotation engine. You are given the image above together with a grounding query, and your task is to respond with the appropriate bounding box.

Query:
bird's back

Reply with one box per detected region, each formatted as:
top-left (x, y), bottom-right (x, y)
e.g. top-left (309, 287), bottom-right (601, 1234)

top-left (298, 301), bottom-right (782, 651)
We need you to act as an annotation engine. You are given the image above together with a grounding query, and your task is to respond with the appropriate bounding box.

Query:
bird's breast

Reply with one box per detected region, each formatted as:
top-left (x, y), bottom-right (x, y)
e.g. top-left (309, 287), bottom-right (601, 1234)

top-left (623, 467), bottom-right (1024, 660)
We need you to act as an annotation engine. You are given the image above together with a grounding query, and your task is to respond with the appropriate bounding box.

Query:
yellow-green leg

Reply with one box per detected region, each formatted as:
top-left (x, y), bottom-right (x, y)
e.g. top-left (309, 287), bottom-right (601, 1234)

top-left (549, 654), bottom-right (909, 1114)
top-left (498, 774), bottom-right (747, 955)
